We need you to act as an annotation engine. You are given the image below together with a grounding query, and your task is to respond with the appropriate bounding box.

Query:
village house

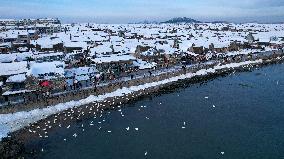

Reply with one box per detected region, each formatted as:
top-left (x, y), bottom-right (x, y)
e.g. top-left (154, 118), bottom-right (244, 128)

top-left (65, 67), bottom-right (99, 89)
top-left (91, 54), bottom-right (136, 79)
top-left (90, 45), bottom-right (113, 58)
top-left (0, 61), bottom-right (28, 102)
top-left (31, 36), bottom-right (64, 52)
top-left (245, 33), bottom-right (255, 44)
top-left (2, 74), bottom-right (27, 99)
top-left (17, 31), bottom-right (30, 44)
top-left (35, 24), bottom-right (61, 34)
top-left (228, 41), bottom-right (242, 51)
top-left (34, 52), bottom-right (64, 62)
top-left (270, 37), bottom-right (284, 50)
top-left (0, 31), bottom-right (18, 44)
top-left (0, 19), bottom-right (18, 27)
top-left (0, 43), bottom-right (11, 53)
top-left (139, 47), bottom-right (174, 68)
top-left (64, 41), bottom-right (87, 53)
top-left (208, 42), bottom-right (230, 53)
top-left (190, 44), bottom-right (204, 54)
top-left (25, 61), bottom-right (66, 93)
top-left (257, 38), bottom-right (271, 47)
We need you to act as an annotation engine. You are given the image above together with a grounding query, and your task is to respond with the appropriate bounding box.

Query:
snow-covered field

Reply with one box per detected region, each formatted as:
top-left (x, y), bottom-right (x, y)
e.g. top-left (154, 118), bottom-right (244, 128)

top-left (0, 60), bottom-right (262, 141)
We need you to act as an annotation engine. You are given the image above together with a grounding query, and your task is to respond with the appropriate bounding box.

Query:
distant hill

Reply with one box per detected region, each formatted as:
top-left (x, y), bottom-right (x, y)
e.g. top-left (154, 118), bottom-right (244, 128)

top-left (210, 21), bottom-right (229, 24)
top-left (162, 17), bottom-right (202, 24)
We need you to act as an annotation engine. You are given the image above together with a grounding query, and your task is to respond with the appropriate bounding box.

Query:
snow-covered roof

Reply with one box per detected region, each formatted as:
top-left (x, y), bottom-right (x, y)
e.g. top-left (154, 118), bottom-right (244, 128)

top-left (90, 46), bottom-right (112, 55)
top-left (0, 62), bottom-right (28, 76)
top-left (0, 42), bottom-right (11, 48)
top-left (258, 38), bottom-right (270, 43)
top-left (31, 37), bottom-right (63, 48)
top-left (92, 54), bottom-right (136, 64)
top-left (64, 41), bottom-right (87, 49)
top-left (34, 52), bottom-right (64, 59)
top-left (6, 73), bottom-right (26, 83)
top-left (65, 67), bottom-right (98, 78)
top-left (27, 61), bottom-right (65, 79)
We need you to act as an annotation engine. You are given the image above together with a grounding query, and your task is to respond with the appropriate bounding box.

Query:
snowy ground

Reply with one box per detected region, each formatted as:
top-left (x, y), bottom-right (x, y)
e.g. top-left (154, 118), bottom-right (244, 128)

top-left (0, 60), bottom-right (262, 141)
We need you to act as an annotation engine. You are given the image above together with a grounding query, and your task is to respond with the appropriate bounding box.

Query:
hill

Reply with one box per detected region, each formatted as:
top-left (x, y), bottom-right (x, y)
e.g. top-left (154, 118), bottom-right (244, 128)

top-left (162, 17), bottom-right (201, 24)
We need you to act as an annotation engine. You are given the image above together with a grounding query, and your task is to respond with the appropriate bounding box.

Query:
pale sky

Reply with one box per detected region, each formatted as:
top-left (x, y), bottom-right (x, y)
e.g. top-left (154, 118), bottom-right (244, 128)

top-left (0, 0), bottom-right (284, 23)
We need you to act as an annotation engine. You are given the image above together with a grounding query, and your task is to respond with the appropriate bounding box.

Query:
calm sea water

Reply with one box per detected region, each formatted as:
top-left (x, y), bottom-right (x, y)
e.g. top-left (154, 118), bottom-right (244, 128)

top-left (32, 63), bottom-right (284, 159)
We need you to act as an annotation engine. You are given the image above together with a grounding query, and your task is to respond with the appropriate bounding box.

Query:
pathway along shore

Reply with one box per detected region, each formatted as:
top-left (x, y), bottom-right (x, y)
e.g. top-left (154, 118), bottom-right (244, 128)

top-left (0, 51), bottom-right (284, 158)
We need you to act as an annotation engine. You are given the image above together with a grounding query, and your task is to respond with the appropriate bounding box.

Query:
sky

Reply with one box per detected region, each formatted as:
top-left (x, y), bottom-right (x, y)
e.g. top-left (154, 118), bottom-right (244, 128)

top-left (0, 0), bottom-right (284, 23)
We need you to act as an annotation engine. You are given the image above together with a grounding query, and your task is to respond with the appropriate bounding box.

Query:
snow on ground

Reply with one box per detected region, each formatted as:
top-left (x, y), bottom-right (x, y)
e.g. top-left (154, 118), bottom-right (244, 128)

top-left (0, 60), bottom-right (262, 141)
top-left (2, 89), bottom-right (34, 96)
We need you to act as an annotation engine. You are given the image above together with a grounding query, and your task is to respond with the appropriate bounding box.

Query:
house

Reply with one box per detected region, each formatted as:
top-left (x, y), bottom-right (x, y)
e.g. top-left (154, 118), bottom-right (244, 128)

top-left (245, 33), bottom-right (255, 44)
top-left (26, 61), bottom-right (66, 92)
top-left (34, 52), bottom-right (64, 62)
top-left (64, 41), bottom-right (87, 53)
top-left (46, 24), bottom-right (61, 34)
top-left (17, 31), bottom-right (30, 43)
top-left (90, 45), bottom-right (113, 58)
top-left (139, 47), bottom-right (176, 68)
top-left (31, 36), bottom-right (64, 52)
top-left (209, 42), bottom-right (230, 53)
top-left (65, 52), bottom-right (86, 67)
top-left (28, 30), bottom-right (39, 40)
top-left (0, 61), bottom-right (28, 101)
top-left (180, 52), bottom-right (199, 65)
top-left (91, 54), bottom-right (136, 78)
top-left (134, 45), bottom-right (151, 58)
top-left (35, 24), bottom-right (61, 34)
top-left (228, 41), bottom-right (242, 51)
top-left (3, 73), bottom-right (27, 95)
top-left (0, 25), bottom-right (6, 32)
top-left (37, 18), bottom-right (61, 24)
top-left (190, 44), bottom-right (204, 54)
top-left (0, 52), bottom-right (31, 63)
top-left (0, 61), bottom-right (28, 85)
top-left (0, 19), bottom-right (18, 27)
top-left (0, 42), bottom-right (11, 53)
top-left (257, 38), bottom-right (271, 47)
top-left (0, 31), bottom-right (18, 43)
top-left (26, 61), bottom-right (65, 80)
top-left (65, 67), bottom-right (99, 88)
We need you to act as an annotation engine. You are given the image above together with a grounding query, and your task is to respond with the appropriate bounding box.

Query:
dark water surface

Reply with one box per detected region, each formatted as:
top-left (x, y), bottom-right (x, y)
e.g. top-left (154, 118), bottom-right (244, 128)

top-left (34, 64), bottom-right (284, 159)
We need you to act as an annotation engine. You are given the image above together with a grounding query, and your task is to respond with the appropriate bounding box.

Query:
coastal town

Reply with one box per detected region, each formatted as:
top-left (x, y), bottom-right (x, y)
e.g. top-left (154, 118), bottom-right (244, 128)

top-left (1, 17), bottom-right (284, 158)
top-left (0, 18), bottom-right (284, 105)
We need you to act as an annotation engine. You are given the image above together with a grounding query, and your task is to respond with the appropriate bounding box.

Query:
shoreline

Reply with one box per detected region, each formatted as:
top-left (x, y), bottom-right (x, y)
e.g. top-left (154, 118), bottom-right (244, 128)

top-left (1, 55), bottom-right (284, 158)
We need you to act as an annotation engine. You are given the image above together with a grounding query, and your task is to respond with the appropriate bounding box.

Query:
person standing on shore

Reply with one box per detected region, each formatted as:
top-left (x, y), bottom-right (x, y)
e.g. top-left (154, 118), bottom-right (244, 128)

top-left (74, 79), bottom-right (78, 90)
